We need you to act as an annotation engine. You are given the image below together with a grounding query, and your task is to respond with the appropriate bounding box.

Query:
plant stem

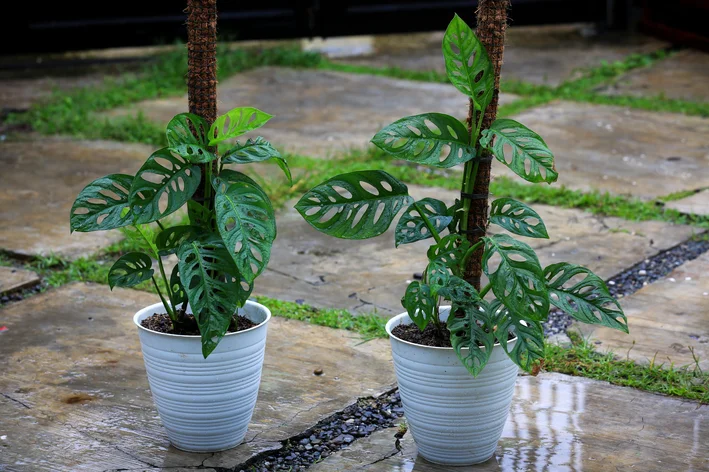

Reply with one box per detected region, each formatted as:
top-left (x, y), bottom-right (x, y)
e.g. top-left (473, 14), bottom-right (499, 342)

top-left (479, 282), bottom-right (492, 299)
top-left (156, 220), bottom-right (166, 231)
top-left (413, 202), bottom-right (442, 243)
top-left (461, 240), bottom-right (484, 271)
top-left (156, 256), bottom-right (175, 311)
top-left (152, 276), bottom-right (174, 320)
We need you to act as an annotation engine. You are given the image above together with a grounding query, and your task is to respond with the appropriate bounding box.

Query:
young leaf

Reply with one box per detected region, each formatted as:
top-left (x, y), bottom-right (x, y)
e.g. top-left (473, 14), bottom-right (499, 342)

top-left (442, 14), bottom-right (494, 111)
top-left (169, 263), bottom-right (188, 308)
top-left (156, 225), bottom-right (201, 256)
top-left (107, 252), bottom-right (154, 289)
top-left (489, 198), bottom-right (549, 239)
top-left (214, 170), bottom-right (276, 284)
top-left (208, 107), bottom-right (272, 146)
top-left (401, 280), bottom-right (435, 331)
top-left (395, 198), bottom-right (452, 247)
top-left (177, 235), bottom-right (253, 358)
top-left (447, 299), bottom-right (496, 376)
top-left (492, 302), bottom-right (545, 372)
top-left (424, 260), bottom-right (450, 297)
top-left (480, 118), bottom-right (558, 184)
top-left (165, 113), bottom-right (210, 147)
top-left (482, 234), bottom-right (549, 320)
top-left (427, 234), bottom-right (471, 276)
top-left (169, 143), bottom-right (216, 164)
top-left (371, 113), bottom-right (475, 168)
top-left (438, 275), bottom-right (480, 305)
top-left (295, 170), bottom-right (412, 239)
top-left (544, 262), bottom-right (628, 332)
top-left (129, 148), bottom-right (202, 224)
top-left (222, 137), bottom-right (292, 184)
top-left (70, 174), bottom-right (134, 232)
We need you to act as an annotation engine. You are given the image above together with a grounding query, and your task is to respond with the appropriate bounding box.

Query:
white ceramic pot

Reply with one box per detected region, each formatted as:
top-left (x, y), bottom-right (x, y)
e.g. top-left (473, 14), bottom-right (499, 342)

top-left (133, 300), bottom-right (270, 452)
top-left (386, 306), bottom-right (519, 465)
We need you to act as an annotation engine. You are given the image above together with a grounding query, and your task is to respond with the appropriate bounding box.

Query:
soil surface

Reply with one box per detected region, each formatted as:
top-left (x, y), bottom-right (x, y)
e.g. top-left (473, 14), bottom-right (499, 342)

top-left (392, 322), bottom-right (453, 347)
top-left (140, 312), bottom-right (256, 335)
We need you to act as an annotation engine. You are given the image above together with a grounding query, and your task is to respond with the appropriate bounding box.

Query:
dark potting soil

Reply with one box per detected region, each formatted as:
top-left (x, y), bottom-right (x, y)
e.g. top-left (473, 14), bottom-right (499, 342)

top-left (392, 322), bottom-right (453, 347)
top-left (140, 312), bottom-right (256, 335)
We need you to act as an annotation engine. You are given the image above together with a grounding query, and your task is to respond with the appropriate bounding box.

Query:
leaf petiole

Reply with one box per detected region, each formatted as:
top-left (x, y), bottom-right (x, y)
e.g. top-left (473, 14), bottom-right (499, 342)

top-left (414, 202), bottom-right (442, 244)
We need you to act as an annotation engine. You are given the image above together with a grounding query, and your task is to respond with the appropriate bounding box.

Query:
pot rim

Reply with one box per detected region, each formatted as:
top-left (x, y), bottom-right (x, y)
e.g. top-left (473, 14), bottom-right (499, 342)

top-left (133, 300), bottom-right (271, 339)
top-left (385, 306), bottom-right (516, 351)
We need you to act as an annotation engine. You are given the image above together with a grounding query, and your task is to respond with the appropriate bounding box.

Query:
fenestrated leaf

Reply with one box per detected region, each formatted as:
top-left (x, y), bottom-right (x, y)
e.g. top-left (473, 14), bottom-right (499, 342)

top-left (169, 143), bottom-right (216, 164)
top-left (371, 113), bottom-right (475, 168)
top-left (177, 235), bottom-right (253, 358)
top-left (544, 262), bottom-right (628, 332)
top-left (427, 234), bottom-right (471, 277)
top-left (424, 260), bottom-right (450, 297)
top-left (482, 234), bottom-right (549, 320)
top-left (208, 107), bottom-right (272, 146)
top-left (442, 14), bottom-right (494, 111)
top-left (70, 174), bottom-right (134, 232)
top-left (222, 137), bottom-right (291, 184)
top-left (129, 148), bottom-right (201, 224)
top-left (187, 200), bottom-right (213, 227)
top-left (438, 275), bottom-right (479, 305)
top-left (295, 170), bottom-right (412, 239)
top-left (446, 199), bottom-right (463, 233)
top-left (447, 298), bottom-right (496, 377)
top-left (402, 280), bottom-right (435, 331)
top-left (395, 198), bottom-right (452, 247)
top-left (490, 198), bottom-right (548, 239)
top-left (480, 118), bottom-right (558, 184)
top-left (169, 263), bottom-right (188, 308)
top-left (107, 252), bottom-right (154, 290)
top-left (156, 225), bottom-right (201, 256)
top-left (492, 302), bottom-right (545, 372)
top-left (166, 113), bottom-right (209, 147)
top-left (213, 170), bottom-right (276, 284)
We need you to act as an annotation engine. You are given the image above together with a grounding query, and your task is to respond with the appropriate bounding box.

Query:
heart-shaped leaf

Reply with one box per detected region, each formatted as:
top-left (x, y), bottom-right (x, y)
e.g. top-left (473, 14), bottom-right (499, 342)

top-left (447, 298), bottom-right (496, 376)
top-left (70, 174), bottom-right (134, 232)
top-left (482, 234), bottom-right (549, 320)
top-left (222, 137), bottom-right (291, 184)
top-left (295, 170), bottom-right (412, 239)
top-left (427, 234), bottom-right (471, 277)
top-left (371, 113), bottom-right (475, 168)
top-left (169, 263), bottom-right (188, 309)
top-left (402, 280), bottom-right (435, 331)
top-left (107, 252), bottom-right (154, 289)
top-left (156, 225), bottom-right (201, 256)
top-left (443, 14), bottom-right (494, 111)
top-left (544, 262), bottom-right (628, 332)
top-left (490, 198), bottom-right (549, 239)
top-left (480, 118), bottom-right (558, 184)
top-left (395, 198), bottom-right (452, 247)
top-left (166, 113), bottom-right (210, 147)
top-left (169, 143), bottom-right (216, 164)
top-left (214, 170), bottom-right (276, 284)
top-left (492, 302), bottom-right (545, 372)
top-left (129, 148), bottom-right (202, 224)
top-left (177, 234), bottom-right (253, 358)
top-left (208, 107), bottom-right (272, 146)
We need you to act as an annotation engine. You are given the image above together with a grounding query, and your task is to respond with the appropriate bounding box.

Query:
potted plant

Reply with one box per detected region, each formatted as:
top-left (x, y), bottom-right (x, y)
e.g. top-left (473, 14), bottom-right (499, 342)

top-left (70, 107), bottom-right (290, 452)
top-left (296, 15), bottom-right (629, 465)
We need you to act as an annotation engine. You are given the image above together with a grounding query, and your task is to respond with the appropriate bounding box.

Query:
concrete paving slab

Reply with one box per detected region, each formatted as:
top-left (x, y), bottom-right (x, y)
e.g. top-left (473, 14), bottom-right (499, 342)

top-left (309, 373), bottom-right (708, 472)
top-left (0, 137), bottom-right (154, 260)
top-left (254, 185), bottom-right (697, 316)
top-left (578, 251), bottom-right (709, 369)
top-left (601, 49), bottom-right (709, 102)
top-left (666, 190), bottom-right (709, 216)
top-left (0, 266), bottom-right (39, 295)
top-left (105, 67), bottom-right (518, 158)
top-left (335, 25), bottom-right (667, 86)
top-left (0, 283), bottom-right (394, 471)
top-left (501, 101), bottom-right (709, 199)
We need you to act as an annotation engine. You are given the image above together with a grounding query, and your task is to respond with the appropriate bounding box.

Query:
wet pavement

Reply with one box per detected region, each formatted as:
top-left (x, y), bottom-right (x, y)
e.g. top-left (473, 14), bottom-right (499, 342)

top-left (0, 266), bottom-right (39, 296)
top-left (667, 190), bottom-right (709, 216)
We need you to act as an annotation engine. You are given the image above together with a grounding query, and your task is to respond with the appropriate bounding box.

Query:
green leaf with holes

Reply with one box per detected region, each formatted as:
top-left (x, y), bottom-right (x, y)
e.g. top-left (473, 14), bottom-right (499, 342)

top-left (482, 234), bottom-right (549, 320)
top-left (402, 280), bottom-right (436, 331)
top-left (70, 174), bottom-right (134, 232)
top-left (213, 170), bottom-right (276, 284)
top-left (166, 113), bottom-right (210, 147)
top-left (544, 262), bottom-right (628, 333)
top-left (168, 263), bottom-right (188, 309)
top-left (371, 113), bottom-right (475, 168)
top-left (395, 198), bottom-right (452, 247)
top-left (177, 235), bottom-right (253, 358)
top-left (489, 198), bottom-right (548, 239)
top-left (442, 14), bottom-right (494, 111)
top-left (480, 118), bottom-right (558, 184)
top-left (438, 275), bottom-right (478, 305)
top-left (447, 298), bottom-right (496, 377)
top-left (446, 199), bottom-right (463, 233)
top-left (129, 148), bottom-right (202, 224)
top-left (107, 252), bottom-right (154, 290)
top-left (492, 302), bottom-right (545, 372)
top-left (425, 260), bottom-right (450, 297)
top-left (295, 170), bottom-right (412, 239)
top-left (208, 107), bottom-right (272, 146)
top-left (222, 137), bottom-right (291, 184)
top-left (427, 234), bottom-right (471, 277)
top-left (156, 225), bottom-right (201, 256)
top-left (169, 143), bottom-right (216, 164)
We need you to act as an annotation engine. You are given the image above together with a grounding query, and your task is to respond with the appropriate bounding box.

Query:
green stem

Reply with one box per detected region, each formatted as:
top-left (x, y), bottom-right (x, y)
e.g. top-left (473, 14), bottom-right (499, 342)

top-left (156, 220), bottom-right (166, 231)
top-left (413, 202), bottom-right (442, 243)
top-left (479, 282), bottom-right (492, 299)
top-left (152, 276), bottom-right (174, 320)
top-left (156, 256), bottom-right (175, 311)
top-left (461, 240), bottom-right (484, 271)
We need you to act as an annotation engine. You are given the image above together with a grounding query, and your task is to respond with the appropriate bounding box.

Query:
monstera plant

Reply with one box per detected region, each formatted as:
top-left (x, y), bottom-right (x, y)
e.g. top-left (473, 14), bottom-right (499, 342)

top-left (70, 107), bottom-right (289, 357)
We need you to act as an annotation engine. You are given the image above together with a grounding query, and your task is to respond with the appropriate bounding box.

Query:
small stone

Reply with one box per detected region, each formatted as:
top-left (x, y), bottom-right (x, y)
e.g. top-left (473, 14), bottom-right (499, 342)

top-left (313, 368), bottom-right (323, 376)
top-left (608, 281), bottom-right (616, 286)
top-left (546, 333), bottom-right (572, 348)
top-left (413, 272), bottom-right (422, 280)
top-left (669, 278), bottom-right (676, 282)
top-left (295, 299), bottom-right (305, 305)
top-left (345, 418), bottom-right (354, 424)
top-left (638, 270), bottom-right (647, 276)
top-left (305, 444), bottom-right (313, 451)
top-left (299, 438), bottom-right (310, 445)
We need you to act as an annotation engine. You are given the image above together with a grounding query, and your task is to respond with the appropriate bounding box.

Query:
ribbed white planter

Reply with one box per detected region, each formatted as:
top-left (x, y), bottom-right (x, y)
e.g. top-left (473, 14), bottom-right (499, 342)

top-left (133, 300), bottom-right (270, 452)
top-left (386, 307), bottom-right (518, 465)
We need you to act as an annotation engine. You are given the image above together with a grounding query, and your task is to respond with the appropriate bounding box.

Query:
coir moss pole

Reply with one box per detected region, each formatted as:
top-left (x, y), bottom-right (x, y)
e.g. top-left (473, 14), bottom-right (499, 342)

top-left (462, 0), bottom-right (510, 290)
